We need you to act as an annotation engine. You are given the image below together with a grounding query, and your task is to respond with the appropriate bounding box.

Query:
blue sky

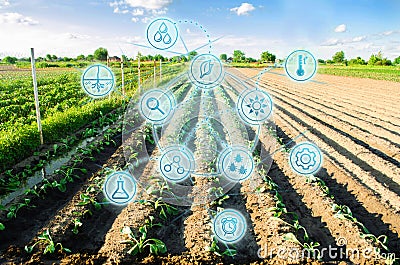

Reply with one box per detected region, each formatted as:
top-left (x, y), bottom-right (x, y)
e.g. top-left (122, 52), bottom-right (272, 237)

top-left (0, 0), bottom-right (399, 60)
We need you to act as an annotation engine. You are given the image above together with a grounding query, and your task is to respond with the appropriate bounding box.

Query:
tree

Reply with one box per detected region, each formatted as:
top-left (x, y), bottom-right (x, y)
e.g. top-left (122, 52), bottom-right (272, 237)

top-left (94, 47), bottom-right (108, 61)
top-left (260, 51), bottom-right (276, 62)
top-left (368, 51), bottom-right (391, 66)
top-left (245, 57), bottom-right (257, 63)
top-left (170, 56), bottom-right (181, 62)
top-left (348, 57), bottom-right (366, 65)
top-left (51, 55), bottom-right (57, 61)
top-left (121, 55), bottom-right (128, 62)
top-left (233, 50), bottom-right (245, 63)
top-left (76, 54), bottom-right (85, 61)
top-left (187, 51), bottom-right (198, 61)
top-left (317, 59), bottom-right (325, 64)
top-left (332, 51), bottom-right (345, 63)
top-left (87, 54), bottom-right (94, 61)
top-left (46, 54), bottom-right (52, 61)
top-left (2, 56), bottom-right (17, 64)
top-left (394, 56), bottom-right (400, 65)
top-left (154, 54), bottom-right (165, 61)
top-left (220, 54), bottom-right (227, 61)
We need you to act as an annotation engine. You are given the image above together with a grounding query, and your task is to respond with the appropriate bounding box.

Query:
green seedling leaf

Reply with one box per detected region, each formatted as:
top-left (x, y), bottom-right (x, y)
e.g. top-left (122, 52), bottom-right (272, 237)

top-left (222, 248), bottom-right (237, 257)
top-left (127, 245), bottom-right (139, 256)
top-left (283, 233), bottom-right (301, 245)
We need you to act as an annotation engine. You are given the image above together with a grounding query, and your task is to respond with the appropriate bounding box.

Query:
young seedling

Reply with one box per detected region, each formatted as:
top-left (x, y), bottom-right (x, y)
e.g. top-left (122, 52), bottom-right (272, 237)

top-left (142, 198), bottom-right (178, 220)
top-left (120, 226), bottom-right (167, 256)
top-left (268, 192), bottom-right (288, 218)
top-left (206, 236), bottom-right (237, 257)
top-left (7, 198), bottom-right (34, 219)
top-left (283, 233), bottom-right (321, 259)
top-left (361, 234), bottom-right (389, 251)
top-left (25, 229), bottom-right (71, 254)
top-left (77, 193), bottom-right (101, 211)
top-left (72, 218), bottom-right (83, 234)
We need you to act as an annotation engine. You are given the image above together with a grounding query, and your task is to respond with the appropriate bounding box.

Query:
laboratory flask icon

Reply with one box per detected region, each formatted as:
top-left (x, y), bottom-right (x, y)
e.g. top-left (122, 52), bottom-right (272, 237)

top-left (111, 176), bottom-right (129, 200)
top-left (103, 171), bottom-right (137, 205)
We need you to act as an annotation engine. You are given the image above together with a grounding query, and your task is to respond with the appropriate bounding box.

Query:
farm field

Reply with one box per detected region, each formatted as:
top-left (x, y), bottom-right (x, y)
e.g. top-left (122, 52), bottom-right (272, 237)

top-left (0, 64), bottom-right (399, 265)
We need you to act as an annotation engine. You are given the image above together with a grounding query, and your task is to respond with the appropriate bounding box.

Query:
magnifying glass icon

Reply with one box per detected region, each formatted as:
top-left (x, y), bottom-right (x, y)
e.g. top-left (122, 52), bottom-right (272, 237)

top-left (146, 97), bottom-right (165, 115)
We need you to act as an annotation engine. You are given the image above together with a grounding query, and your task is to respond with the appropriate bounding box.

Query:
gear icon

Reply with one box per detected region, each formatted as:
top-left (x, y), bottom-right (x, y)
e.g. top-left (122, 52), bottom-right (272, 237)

top-left (295, 148), bottom-right (317, 170)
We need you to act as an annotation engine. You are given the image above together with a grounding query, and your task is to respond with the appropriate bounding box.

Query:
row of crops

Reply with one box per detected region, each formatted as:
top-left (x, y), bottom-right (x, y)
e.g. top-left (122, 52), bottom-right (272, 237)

top-left (0, 62), bottom-right (185, 175)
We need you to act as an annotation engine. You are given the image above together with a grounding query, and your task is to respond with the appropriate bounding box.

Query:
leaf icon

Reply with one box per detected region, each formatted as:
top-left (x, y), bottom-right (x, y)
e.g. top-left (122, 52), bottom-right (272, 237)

top-left (199, 60), bottom-right (214, 79)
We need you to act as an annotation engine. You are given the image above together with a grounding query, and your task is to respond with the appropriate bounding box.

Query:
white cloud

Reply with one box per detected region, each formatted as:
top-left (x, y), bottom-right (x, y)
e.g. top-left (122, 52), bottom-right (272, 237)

top-left (123, 0), bottom-right (172, 10)
top-left (352, 35), bottom-right (366, 42)
top-left (0, 12), bottom-right (39, 25)
top-left (60, 33), bottom-right (90, 40)
top-left (113, 7), bottom-right (129, 14)
top-left (151, 8), bottom-right (167, 16)
top-left (334, 24), bottom-right (346, 33)
top-left (141, 17), bottom-right (151, 23)
top-left (380, 30), bottom-right (400, 36)
top-left (110, 0), bottom-right (171, 23)
top-left (0, 0), bottom-right (10, 8)
top-left (131, 8), bottom-right (144, 16)
top-left (230, 3), bottom-right (256, 16)
top-left (321, 38), bottom-right (341, 46)
top-left (321, 35), bottom-right (367, 47)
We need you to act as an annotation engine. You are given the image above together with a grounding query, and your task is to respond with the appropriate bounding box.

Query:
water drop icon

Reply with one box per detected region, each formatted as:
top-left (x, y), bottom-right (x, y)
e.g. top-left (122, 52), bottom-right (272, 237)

top-left (159, 22), bottom-right (168, 33)
top-left (147, 18), bottom-right (178, 50)
top-left (163, 33), bottom-right (172, 44)
top-left (154, 31), bottom-right (162, 42)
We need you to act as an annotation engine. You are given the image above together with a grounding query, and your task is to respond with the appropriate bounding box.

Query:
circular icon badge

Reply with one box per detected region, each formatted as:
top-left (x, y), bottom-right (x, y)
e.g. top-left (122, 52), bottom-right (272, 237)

top-left (189, 54), bottom-right (224, 89)
top-left (103, 171), bottom-right (137, 205)
top-left (289, 142), bottom-right (323, 175)
top-left (139, 89), bottom-right (176, 124)
top-left (147, 18), bottom-right (179, 50)
top-left (218, 146), bottom-right (254, 182)
top-left (159, 145), bottom-right (195, 183)
top-left (213, 209), bottom-right (247, 244)
top-left (237, 89), bottom-right (273, 125)
top-left (285, 50), bottom-right (317, 82)
top-left (81, 64), bottom-right (115, 98)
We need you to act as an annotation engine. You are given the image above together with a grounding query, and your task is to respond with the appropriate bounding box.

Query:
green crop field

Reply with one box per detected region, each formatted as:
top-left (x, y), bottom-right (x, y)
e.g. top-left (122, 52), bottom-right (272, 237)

top-left (0, 63), bottom-right (184, 172)
top-left (317, 65), bottom-right (400, 82)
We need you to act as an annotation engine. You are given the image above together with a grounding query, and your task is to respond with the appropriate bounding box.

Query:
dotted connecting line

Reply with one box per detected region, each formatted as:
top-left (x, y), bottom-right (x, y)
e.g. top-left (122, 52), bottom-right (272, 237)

top-left (177, 19), bottom-right (212, 54)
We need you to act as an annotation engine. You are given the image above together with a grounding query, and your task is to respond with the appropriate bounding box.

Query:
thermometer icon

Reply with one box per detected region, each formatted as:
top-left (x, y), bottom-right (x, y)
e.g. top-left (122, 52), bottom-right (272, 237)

top-left (296, 55), bottom-right (308, 76)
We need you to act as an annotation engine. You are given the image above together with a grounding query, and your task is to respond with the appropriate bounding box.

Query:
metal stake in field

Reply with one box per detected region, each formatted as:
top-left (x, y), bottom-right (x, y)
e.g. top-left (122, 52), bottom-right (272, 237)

top-left (138, 53), bottom-right (141, 94)
top-left (159, 59), bottom-right (162, 82)
top-left (153, 60), bottom-right (156, 87)
top-left (30, 48), bottom-right (43, 145)
top-left (121, 55), bottom-right (125, 96)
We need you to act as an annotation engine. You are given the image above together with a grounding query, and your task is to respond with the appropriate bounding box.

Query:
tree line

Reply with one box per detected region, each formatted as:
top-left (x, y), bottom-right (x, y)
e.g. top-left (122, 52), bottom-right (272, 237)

top-left (319, 50), bottom-right (399, 66)
top-left (2, 47), bottom-right (400, 66)
top-left (0, 48), bottom-right (196, 64)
